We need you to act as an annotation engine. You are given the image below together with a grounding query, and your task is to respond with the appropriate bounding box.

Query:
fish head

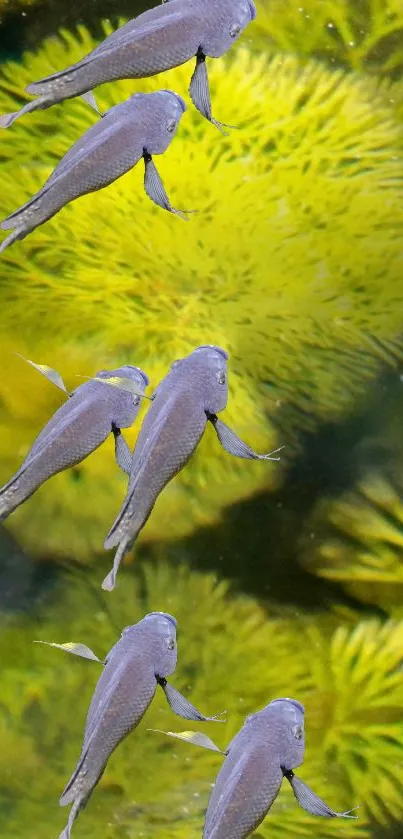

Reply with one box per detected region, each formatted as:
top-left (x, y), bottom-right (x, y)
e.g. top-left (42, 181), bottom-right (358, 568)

top-left (141, 90), bottom-right (186, 155)
top-left (268, 697), bottom-right (305, 770)
top-left (202, 0), bottom-right (257, 58)
top-left (95, 364), bottom-right (150, 426)
top-left (137, 611), bottom-right (178, 676)
top-left (170, 345), bottom-right (228, 413)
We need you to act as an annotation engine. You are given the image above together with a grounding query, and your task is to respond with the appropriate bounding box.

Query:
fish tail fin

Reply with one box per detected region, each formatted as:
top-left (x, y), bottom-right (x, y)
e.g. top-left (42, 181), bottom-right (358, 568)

top-left (58, 794), bottom-right (85, 839)
top-left (0, 95), bottom-right (51, 128)
top-left (0, 226), bottom-right (28, 254)
top-left (102, 540), bottom-right (133, 591)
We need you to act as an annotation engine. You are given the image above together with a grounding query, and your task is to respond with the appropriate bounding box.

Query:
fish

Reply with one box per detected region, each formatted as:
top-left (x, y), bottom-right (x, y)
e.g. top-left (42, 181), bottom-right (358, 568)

top-left (0, 356), bottom-right (149, 521)
top-left (0, 0), bottom-right (256, 132)
top-left (0, 90), bottom-right (187, 254)
top-left (152, 697), bottom-right (357, 839)
top-left (101, 345), bottom-right (282, 591)
top-left (35, 611), bottom-right (223, 839)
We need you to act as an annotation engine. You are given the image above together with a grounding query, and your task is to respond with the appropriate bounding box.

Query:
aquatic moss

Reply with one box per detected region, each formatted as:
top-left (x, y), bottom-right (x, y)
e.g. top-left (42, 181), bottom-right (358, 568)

top-left (301, 467), bottom-right (403, 608)
top-left (2, 560), bottom-right (402, 837)
top-left (251, 0), bottom-right (403, 77)
top-left (0, 26), bottom-right (403, 559)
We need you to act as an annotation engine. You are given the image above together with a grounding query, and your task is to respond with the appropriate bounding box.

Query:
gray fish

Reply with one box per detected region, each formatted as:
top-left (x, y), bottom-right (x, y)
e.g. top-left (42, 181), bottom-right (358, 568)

top-left (35, 611), bottom-right (223, 839)
top-left (0, 0), bottom-right (256, 132)
top-left (152, 697), bottom-right (357, 839)
top-left (0, 358), bottom-right (149, 521)
top-left (0, 90), bottom-right (186, 254)
top-left (102, 345), bottom-right (282, 591)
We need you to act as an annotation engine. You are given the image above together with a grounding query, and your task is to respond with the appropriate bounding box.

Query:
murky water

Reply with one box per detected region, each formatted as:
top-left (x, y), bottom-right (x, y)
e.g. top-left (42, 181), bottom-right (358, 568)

top-left (0, 1), bottom-right (402, 838)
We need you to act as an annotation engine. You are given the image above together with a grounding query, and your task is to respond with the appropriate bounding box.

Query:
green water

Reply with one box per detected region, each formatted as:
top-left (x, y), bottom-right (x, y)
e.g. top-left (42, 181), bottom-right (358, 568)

top-left (0, 0), bottom-right (403, 837)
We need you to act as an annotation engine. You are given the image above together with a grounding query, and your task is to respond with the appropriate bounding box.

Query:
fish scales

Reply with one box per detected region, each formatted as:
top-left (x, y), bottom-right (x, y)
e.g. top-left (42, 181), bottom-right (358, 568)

top-left (105, 346), bottom-right (229, 552)
top-left (0, 365), bottom-right (146, 520)
top-left (58, 613), bottom-right (178, 838)
top-left (0, 91), bottom-right (186, 251)
top-left (204, 701), bottom-right (305, 839)
top-left (27, 0), bottom-right (253, 99)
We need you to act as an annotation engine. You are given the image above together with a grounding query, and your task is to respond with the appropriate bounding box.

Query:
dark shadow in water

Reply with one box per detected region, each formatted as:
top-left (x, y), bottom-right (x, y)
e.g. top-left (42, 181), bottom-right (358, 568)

top-left (155, 369), bottom-right (403, 616)
top-left (0, 526), bottom-right (57, 614)
top-left (0, 0), bottom-right (152, 59)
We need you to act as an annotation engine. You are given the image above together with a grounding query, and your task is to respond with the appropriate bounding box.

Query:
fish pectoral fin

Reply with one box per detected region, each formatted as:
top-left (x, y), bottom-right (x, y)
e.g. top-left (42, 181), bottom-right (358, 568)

top-left (208, 415), bottom-right (284, 462)
top-left (148, 727), bottom-right (225, 754)
top-left (112, 426), bottom-right (132, 475)
top-left (34, 640), bottom-right (103, 663)
top-left (189, 50), bottom-right (234, 135)
top-left (15, 354), bottom-right (70, 395)
top-left (158, 677), bottom-right (226, 723)
top-left (143, 152), bottom-right (190, 219)
top-left (285, 771), bottom-right (358, 819)
top-left (80, 91), bottom-right (103, 116)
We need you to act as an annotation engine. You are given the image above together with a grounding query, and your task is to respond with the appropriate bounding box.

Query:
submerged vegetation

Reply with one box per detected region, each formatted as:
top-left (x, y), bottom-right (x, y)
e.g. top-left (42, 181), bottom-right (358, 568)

top-left (0, 24), bottom-right (402, 558)
top-left (1, 561), bottom-right (402, 838)
top-left (252, 0), bottom-right (403, 76)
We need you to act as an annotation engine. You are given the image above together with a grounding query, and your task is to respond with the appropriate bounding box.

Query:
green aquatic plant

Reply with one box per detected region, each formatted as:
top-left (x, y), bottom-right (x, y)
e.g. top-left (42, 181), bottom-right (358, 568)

top-left (0, 26), bottom-right (403, 559)
top-left (301, 466), bottom-right (403, 608)
top-left (1, 560), bottom-right (403, 837)
top-left (251, 0), bottom-right (403, 76)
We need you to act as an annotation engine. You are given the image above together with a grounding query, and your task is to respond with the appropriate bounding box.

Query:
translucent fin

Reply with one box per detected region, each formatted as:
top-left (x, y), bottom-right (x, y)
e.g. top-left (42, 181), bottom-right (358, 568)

top-left (58, 795), bottom-right (83, 839)
top-left (0, 97), bottom-right (44, 129)
top-left (189, 54), bottom-right (234, 135)
top-left (113, 429), bottom-right (132, 475)
top-left (149, 728), bottom-right (225, 753)
top-left (102, 541), bottom-right (128, 591)
top-left (0, 226), bottom-right (27, 254)
top-left (143, 153), bottom-right (190, 219)
top-left (34, 640), bottom-right (102, 662)
top-left (15, 354), bottom-right (70, 395)
top-left (159, 679), bottom-right (226, 722)
top-left (210, 416), bottom-right (284, 461)
top-left (76, 374), bottom-right (151, 399)
top-left (287, 772), bottom-right (358, 818)
top-left (80, 91), bottom-right (102, 116)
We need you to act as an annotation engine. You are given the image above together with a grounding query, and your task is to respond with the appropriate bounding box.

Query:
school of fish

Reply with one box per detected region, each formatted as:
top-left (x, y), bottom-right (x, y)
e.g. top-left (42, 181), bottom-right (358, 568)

top-left (0, 0), bottom-right (257, 252)
top-left (1, 1), bottom-right (361, 838)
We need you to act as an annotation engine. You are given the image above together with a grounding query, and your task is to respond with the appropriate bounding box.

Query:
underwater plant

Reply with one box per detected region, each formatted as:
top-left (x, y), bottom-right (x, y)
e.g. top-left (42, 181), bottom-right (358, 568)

top-left (1, 560), bottom-right (402, 837)
top-left (251, 0), bottom-right (403, 77)
top-left (300, 465), bottom-right (403, 609)
top-left (0, 25), bottom-right (402, 559)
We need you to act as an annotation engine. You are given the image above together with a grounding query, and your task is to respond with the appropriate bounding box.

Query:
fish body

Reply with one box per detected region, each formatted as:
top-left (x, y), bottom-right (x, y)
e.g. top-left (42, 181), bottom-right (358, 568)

top-left (0, 90), bottom-right (186, 252)
top-left (204, 698), bottom-right (305, 839)
top-left (59, 612), bottom-right (178, 839)
top-left (102, 345), bottom-right (229, 589)
top-left (0, 364), bottom-right (148, 520)
top-left (0, 0), bottom-right (256, 130)
top-left (27, 0), bottom-right (254, 100)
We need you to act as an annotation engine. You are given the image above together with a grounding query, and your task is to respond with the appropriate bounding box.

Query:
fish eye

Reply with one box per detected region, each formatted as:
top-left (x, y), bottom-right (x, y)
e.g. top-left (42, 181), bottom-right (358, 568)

top-left (292, 723), bottom-right (303, 740)
top-left (217, 370), bottom-right (226, 385)
top-left (230, 22), bottom-right (242, 38)
top-left (167, 118), bottom-right (177, 133)
top-left (166, 637), bottom-right (175, 650)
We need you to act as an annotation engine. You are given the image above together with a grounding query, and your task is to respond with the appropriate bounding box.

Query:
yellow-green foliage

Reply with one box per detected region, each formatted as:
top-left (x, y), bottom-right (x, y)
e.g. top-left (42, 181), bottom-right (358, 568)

top-left (301, 467), bottom-right (403, 608)
top-left (2, 560), bottom-right (403, 838)
top-left (0, 25), bottom-right (403, 559)
top-left (252, 0), bottom-right (403, 76)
